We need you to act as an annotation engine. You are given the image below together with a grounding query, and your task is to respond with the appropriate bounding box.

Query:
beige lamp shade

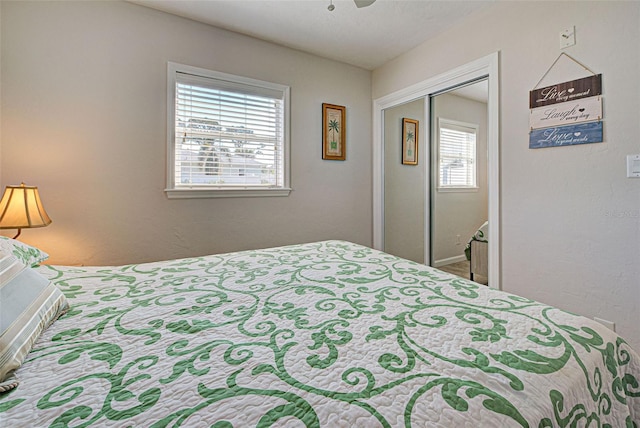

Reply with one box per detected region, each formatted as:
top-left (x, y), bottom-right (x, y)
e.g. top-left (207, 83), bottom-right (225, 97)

top-left (0, 183), bottom-right (52, 238)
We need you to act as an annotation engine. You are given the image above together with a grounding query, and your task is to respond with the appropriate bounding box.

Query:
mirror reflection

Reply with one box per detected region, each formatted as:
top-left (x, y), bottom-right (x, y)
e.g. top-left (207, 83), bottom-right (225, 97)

top-left (382, 79), bottom-right (489, 285)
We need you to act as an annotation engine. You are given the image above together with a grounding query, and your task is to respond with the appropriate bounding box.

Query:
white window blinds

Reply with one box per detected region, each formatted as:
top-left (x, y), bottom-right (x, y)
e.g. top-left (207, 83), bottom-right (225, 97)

top-left (438, 119), bottom-right (478, 189)
top-left (167, 63), bottom-right (290, 198)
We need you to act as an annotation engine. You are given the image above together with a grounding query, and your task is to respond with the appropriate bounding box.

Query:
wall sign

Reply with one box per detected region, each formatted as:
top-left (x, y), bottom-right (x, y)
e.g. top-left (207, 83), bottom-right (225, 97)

top-left (529, 55), bottom-right (603, 149)
top-left (529, 74), bottom-right (602, 108)
top-left (529, 121), bottom-right (603, 149)
top-left (530, 95), bottom-right (602, 129)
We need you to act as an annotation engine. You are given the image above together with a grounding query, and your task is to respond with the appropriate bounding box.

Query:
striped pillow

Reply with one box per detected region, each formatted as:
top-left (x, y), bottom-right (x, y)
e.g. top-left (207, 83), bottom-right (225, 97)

top-left (0, 250), bottom-right (69, 391)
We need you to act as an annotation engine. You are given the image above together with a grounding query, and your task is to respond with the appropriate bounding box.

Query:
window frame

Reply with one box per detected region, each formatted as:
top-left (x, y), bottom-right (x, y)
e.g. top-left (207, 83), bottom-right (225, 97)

top-left (436, 118), bottom-right (479, 192)
top-left (165, 62), bottom-right (291, 199)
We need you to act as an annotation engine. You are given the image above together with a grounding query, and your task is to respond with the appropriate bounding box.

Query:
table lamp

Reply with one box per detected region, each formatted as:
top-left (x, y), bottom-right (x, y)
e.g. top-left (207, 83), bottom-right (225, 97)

top-left (0, 183), bottom-right (52, 239)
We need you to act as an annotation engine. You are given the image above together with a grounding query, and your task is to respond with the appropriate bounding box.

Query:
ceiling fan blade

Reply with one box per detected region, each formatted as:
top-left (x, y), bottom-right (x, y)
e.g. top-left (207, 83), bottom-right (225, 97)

top-left (354, 0), bottom-right (376, 8)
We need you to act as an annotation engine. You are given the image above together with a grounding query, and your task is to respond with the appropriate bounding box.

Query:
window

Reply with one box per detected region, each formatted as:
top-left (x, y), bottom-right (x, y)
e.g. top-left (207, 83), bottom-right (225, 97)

top-left (437, 118), bottom-right (478, 190)
top-left (166, 63), bottom-right (290, 198)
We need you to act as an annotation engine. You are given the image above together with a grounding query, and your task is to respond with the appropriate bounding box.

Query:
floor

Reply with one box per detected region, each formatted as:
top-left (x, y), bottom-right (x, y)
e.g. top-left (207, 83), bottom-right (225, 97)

top-left (437, 260), bottom-right (488, 285)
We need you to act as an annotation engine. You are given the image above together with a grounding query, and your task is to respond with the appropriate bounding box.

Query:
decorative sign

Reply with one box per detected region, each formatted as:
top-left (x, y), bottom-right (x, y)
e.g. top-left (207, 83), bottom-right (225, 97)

top-left (529, 121), bottom-right (603, 149)
top-left (530, 95), bottom-right (602, 129)
top-left (529, 74), bottom-right (601, 108)
top-left (529, 56), bottom-right (604, 149)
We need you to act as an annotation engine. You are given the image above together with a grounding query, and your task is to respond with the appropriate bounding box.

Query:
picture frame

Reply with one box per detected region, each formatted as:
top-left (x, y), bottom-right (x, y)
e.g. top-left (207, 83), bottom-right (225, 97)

top-left (322, 103), bottom-right (346, 160)
top-left (402, 118), bottom-right (419, 165)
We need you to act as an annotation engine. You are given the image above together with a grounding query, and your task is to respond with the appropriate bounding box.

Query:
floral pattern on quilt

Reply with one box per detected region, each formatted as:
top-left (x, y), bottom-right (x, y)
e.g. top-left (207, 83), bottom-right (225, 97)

top-left (1, 241), bottom-right (638, 427)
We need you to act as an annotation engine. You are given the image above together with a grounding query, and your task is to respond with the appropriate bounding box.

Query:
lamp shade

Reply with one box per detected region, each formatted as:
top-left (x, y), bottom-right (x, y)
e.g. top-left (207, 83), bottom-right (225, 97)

top-left (0, 183), bottom-right (52, 230)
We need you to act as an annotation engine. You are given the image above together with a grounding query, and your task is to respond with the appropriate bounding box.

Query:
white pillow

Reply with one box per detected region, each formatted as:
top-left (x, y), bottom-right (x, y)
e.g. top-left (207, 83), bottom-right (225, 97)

top-left (0, 236), bottom-right (49, 267)
top-left (0, 250), bottom-right (68, 391)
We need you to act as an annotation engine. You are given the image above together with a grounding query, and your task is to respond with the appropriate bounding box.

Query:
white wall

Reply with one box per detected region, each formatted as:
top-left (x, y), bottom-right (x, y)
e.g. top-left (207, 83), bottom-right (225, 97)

top-left (383, 98), bottom-right (425, 263)
top-left (0, 3), bottom-right (2, 184)
top-left (432, 93), bottom-right (488, 265)
top-left (0, 1), bottom-right (372, 265)
top-left (373, 1), bottom-right (640, 350)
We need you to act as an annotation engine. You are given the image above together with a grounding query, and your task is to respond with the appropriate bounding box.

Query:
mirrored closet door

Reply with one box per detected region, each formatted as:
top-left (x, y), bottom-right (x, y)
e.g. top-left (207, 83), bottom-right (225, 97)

top-left (382, 79), bottom-right (490, 285)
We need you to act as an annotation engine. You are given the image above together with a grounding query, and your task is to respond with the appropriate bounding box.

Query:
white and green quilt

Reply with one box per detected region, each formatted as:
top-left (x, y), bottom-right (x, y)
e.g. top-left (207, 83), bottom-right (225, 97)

top-left (1, 241), bottom-right (638, 427)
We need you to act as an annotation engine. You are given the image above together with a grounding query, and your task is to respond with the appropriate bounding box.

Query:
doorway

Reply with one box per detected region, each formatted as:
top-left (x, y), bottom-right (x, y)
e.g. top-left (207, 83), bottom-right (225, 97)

top-left (373, 53), bottom-right (500, 289)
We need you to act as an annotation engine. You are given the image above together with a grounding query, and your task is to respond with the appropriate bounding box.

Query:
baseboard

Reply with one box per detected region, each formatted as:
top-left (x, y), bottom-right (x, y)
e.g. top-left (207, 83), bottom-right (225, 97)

top-left (433, 254), bottom-right (467, 268)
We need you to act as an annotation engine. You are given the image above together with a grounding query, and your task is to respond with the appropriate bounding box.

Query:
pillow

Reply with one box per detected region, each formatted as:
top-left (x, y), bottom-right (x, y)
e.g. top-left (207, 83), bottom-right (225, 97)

top-left (0, 236), bottom-right (49, 267)
top-left (0, 250), bottom-right (69, 392)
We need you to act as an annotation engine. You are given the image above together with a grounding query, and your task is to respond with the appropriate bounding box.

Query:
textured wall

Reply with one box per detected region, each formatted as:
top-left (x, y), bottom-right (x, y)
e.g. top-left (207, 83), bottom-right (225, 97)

top-left (373, 1), bottom-right (640, 350)
top-left (1, 1), bottom-right (372, 266)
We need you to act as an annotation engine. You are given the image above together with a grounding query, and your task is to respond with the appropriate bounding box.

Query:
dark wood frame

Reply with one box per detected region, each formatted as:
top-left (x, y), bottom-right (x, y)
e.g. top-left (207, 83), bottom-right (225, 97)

top-left (401, 118), bottom-right (419, 165)
top-left (322, 103), bottom-right (346, 161)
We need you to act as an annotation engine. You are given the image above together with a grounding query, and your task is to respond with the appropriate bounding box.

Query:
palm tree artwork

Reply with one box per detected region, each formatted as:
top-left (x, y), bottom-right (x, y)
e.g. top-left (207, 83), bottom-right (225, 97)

top-left (402, 118), bottom-right (418, 165)
top-left (328, 118), bottom-right (340, 151)
top-left (322, 103), bottom-right (345, 160)
top-left (406, 129), bottom-right (415, 157)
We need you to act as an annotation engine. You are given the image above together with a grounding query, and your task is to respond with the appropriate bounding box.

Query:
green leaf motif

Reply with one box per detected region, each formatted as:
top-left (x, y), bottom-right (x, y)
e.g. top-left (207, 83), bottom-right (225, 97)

top-left (307, 321), bottom-right (353, 369)
top-left (406, 378), bottom-right (528, 427)
top-left (37, 357), bottom-right (160, 425)
top-left (455, 308), bottom-right (510, 343)
top-left (492, 343), bottom-right (571, 375)
top-left (0, 398), bottom-right (26, 413)
top-left (540, 389), bottom-right (602, 428)
top-left (151, 371), bottom-right (321, 428)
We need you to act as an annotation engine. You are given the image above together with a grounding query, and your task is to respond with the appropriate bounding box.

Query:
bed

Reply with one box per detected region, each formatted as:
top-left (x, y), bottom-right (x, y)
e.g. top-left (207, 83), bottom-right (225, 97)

top-left (1, 239), bottom-right (639, 427)
top-left (465, 221), bottom-right (489, 282)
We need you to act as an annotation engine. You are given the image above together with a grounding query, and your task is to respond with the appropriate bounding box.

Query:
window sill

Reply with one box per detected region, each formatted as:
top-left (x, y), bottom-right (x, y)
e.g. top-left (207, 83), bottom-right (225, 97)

top-left (165, 187), bottom-right (292, 199)
top-left (437, 187), bottom-right (479, 193)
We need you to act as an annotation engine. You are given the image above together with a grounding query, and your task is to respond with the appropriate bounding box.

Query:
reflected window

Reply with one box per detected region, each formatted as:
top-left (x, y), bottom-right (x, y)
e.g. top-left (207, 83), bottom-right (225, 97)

top-left (437, 118), bottom-right (478, 190)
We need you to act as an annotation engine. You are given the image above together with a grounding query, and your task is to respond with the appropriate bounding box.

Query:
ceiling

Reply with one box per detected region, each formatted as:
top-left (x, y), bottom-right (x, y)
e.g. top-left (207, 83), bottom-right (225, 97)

top-left (130, 0), bottom-right (494, 70)
top-left (450, 79), bottom-right (488, 103)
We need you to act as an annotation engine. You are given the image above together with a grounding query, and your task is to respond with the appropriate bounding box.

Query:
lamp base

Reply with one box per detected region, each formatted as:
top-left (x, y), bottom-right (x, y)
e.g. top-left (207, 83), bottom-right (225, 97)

top-left (13, 229), bottom-right (21, 239)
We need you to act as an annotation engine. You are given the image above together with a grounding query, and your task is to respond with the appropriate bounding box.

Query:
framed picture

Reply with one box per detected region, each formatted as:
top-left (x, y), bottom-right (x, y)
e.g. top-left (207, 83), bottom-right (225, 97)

top-left (402, 118), bottom-right (419, 165)
top-left (322, 103), bottom-right (346, 160)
